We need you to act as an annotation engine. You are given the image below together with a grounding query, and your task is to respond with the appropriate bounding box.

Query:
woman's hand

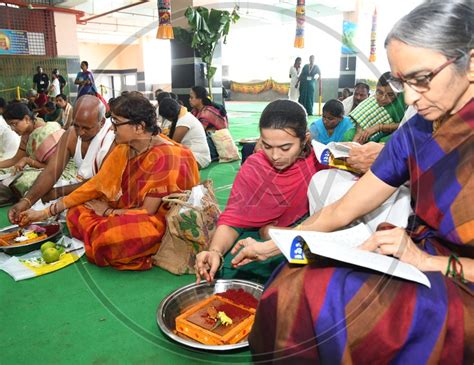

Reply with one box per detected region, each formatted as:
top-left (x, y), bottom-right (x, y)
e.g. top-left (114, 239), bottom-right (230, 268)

top-left (354, 128), bottom-right (372, 144)
top-left (230, 238), bottom-right (280, 268)
top-left (358, 227), bottom-right (430, 269)
top-left (13, 157), bottom-right (31, 173)
top-left (347, 142), bottom-right (384, 173)
top-left (18, 209), bottom-right (48, 227)
top-left (195, 250), bottom-right (223, 284)
top-left (84, 199), bottom-right (110, 216)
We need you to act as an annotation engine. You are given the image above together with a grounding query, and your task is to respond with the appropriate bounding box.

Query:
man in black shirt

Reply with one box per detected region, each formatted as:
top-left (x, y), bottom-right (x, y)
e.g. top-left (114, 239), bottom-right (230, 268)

top-left (32, 66), bottom-right (49, 93)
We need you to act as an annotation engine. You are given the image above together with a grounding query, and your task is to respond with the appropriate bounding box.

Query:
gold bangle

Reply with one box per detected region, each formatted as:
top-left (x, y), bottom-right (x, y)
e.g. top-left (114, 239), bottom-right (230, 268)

top-left (21, 197), bottom-right (32, 208)
top-left (294, 224), bottom-right (304, 230)
top-left (209, 248), bottom-right (224, 270)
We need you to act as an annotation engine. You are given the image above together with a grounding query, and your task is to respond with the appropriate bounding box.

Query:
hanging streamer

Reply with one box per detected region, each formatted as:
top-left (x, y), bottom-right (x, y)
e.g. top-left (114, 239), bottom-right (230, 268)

top-left (294, 0), bottom-right (305, 48)
top-left (369, 8), bottom-right (377, 62)
top-left (157, 0), bottom-right (174, 39)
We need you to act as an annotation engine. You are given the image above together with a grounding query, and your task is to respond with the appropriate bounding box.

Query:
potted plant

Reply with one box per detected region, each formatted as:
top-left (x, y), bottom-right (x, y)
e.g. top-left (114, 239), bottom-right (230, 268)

top-left (174, 6), bottom-right (239, 98)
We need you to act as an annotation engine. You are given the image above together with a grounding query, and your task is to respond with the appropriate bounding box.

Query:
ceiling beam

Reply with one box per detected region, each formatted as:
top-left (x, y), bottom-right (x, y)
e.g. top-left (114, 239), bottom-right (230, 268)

top-left (78, 0), bottom-right (150, 24)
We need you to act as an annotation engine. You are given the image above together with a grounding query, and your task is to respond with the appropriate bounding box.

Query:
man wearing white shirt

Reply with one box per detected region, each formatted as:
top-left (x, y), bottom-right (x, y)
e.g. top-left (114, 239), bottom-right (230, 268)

top-left (8, 95), bottom-right (116, 223)
top-left (48, 73), bottom-right (61, 98)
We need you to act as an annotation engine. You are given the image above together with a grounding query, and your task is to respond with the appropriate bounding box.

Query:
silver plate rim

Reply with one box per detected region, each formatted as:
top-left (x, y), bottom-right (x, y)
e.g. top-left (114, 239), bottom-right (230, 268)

top-left (0, 222), bottom-right (62, 250)
top-left (156, 279), bottom-right (264, 351)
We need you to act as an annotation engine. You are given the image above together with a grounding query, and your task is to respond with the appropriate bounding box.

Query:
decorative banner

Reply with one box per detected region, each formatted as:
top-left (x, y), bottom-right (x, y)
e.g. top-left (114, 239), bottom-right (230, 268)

top-left (230, 80), bottom-right (289, 95)
top-left (271, 80), bottom-right (290, 95)
top-left (231, 80), bottom-right (272, 94)
top-left (369, 8), bottom-right (377, 62)
top-left (294, 0), bottom-right (305, 48)
top-left (156, 0), bottom-right (174, 39)
top-left (341, 21), bottom-right (357, 55)
top-left (0, 29), bottom-right (29, 55)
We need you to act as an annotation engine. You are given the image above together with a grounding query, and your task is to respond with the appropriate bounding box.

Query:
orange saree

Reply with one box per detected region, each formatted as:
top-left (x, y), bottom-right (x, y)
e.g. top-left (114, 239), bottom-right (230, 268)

top-left (63, 137), bottom-right (199, 270)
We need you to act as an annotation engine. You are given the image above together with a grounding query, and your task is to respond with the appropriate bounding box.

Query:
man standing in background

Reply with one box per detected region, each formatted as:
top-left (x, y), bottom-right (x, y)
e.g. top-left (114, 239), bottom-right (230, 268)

top-left (32, 66), bottom-right (49, 94)
top-left (53, 69), bottom-right (67, 94)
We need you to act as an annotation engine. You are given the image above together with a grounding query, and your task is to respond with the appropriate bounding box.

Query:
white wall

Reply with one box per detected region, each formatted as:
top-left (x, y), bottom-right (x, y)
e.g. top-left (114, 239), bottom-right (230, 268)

top-left (54, 12), bottom-right (79, 57)
top-left (142, 36), bottom-right (172, 85)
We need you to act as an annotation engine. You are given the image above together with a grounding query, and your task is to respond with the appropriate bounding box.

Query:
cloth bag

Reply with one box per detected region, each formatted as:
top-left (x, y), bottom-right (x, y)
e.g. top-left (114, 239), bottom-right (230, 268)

top-left (210, 129), bottom-right (240, 163)
top-left (152, 180), bottom-right (220, 275)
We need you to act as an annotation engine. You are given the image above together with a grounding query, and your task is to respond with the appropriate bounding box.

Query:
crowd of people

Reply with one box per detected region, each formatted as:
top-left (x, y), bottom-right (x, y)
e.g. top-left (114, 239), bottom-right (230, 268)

top-left (0, 0), bottom-right (472, 361)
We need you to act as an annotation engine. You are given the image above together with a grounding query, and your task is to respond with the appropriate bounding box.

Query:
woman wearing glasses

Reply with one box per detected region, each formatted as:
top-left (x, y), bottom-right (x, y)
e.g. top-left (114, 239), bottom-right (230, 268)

top-left (19, 94), bottom-right (200, 270)
top-left (232, 1), bottom-right (474, 362)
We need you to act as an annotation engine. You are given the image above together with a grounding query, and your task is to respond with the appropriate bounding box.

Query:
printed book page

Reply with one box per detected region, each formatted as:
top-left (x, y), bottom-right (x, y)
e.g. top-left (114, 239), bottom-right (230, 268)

top-left (269, 224), bottom-right (431, 288)
top-left (312, 140), bottom-right (355, 159)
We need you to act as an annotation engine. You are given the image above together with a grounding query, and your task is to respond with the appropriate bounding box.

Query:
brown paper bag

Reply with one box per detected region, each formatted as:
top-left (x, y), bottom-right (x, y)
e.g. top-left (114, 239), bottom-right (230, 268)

top-left (152, 180), bottom-right (220, 275)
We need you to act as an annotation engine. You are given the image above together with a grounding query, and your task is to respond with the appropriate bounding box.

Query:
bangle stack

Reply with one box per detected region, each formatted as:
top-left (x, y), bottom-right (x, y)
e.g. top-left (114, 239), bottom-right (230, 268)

top-left (209, 248), bottom-right (225, 270)
top-left (103, 208), bottom-right (115, 216)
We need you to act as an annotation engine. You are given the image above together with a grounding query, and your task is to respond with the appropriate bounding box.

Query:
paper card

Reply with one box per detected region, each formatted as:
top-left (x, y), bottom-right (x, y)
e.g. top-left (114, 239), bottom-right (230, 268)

top-left (269, 224), bottom-right (431, 288)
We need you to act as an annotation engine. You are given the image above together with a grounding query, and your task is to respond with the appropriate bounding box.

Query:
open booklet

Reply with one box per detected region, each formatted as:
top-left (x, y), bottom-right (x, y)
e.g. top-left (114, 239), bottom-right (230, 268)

top-left (269, 223), bottom-right (431, 288)
top-left (311, 140), bottom-right (361, 173)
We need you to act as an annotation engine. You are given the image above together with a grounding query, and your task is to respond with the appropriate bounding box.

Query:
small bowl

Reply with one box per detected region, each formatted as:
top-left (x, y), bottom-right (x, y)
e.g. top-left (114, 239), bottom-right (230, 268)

top-left (0, 222), bottom-right (62, 255)
top-left (157, 279), bottom-right (264, 351)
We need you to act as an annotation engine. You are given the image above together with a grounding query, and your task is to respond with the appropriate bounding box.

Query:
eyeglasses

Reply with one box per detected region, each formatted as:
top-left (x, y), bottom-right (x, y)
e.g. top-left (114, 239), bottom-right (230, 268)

top-left (375, 89), bottom-right (396, 100)
top-left (388, 54), bottom-right (463, 93)
top-left (110, 116), bottom-right (134, 129)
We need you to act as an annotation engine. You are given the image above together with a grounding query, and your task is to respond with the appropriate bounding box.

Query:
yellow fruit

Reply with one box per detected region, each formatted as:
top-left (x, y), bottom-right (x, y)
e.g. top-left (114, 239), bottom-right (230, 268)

top-left (42, 247), bottom-right (60, 264)
top-left (41, 241), bottom-right (56, 253)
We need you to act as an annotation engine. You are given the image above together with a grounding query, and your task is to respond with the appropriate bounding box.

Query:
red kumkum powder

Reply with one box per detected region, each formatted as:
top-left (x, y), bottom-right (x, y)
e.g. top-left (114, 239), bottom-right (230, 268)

top-left (216, 289), bottom-right (258, 309)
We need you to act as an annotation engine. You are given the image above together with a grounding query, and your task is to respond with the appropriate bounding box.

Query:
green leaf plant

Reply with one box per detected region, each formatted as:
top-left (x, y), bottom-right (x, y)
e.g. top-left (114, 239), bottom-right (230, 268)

top-left (173, 6), bottom-right (240, 98)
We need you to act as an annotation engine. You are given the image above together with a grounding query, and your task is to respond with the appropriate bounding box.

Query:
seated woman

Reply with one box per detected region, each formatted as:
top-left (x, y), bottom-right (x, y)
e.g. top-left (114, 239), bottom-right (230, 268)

top-left (347, 72), bottom-right (406, 144)
top-left (309, 99), bottom-right (353, 144)
top-left (195, 99), bottom-right (328, 283)
top-left (229, 2), bottom-right (474, 361)
top-left (19, 94), bottom-right (200, 271)
top-left (159, 98), bottom-right (211, 169)
top-left (155, 91), bottom-right (172, 134)
top-left (189, 86), bottom-right (228, 131)
top-left (0, 103), bottom-right (76, 205)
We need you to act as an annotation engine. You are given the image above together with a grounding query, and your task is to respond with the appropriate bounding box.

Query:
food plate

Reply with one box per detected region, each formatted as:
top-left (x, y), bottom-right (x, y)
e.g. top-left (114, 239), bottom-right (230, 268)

top-left (157, 279), bottom-right (264, 351)
top-left (0, 222), bottom-right (62, 255)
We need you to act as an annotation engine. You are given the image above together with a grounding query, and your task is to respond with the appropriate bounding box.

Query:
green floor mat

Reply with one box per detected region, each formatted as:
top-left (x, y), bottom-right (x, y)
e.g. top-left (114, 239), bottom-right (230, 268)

top-left (0, 102), bottom-right (277, 364)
